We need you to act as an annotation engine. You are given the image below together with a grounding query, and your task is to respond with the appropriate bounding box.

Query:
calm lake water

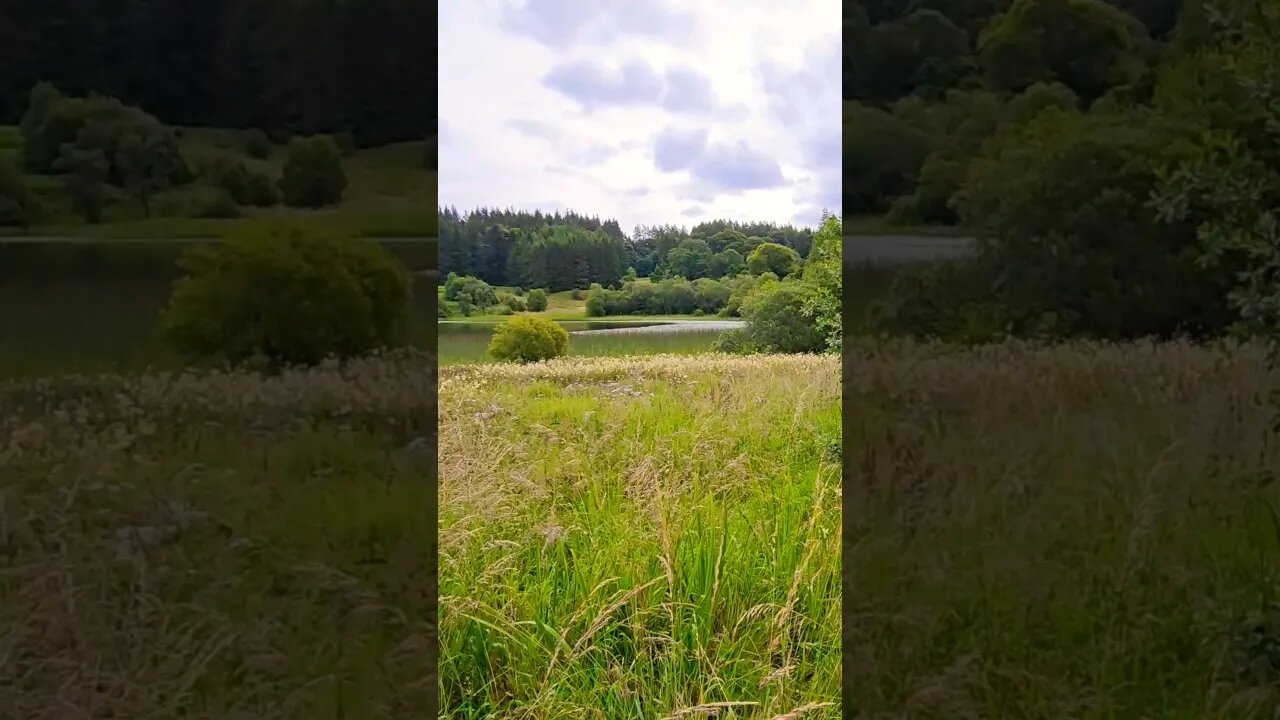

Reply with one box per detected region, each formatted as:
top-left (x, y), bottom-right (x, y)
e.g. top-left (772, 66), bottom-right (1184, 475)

top-left (0, 239), bottom-right (437, 378)
top-left (439, 320), bottom-right (739, 365)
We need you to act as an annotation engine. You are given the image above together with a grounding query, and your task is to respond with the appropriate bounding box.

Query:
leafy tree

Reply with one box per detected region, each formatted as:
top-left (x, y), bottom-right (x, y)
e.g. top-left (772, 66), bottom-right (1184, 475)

top-left (978, 0), bottom-right (1139, 100)
top-left (279, 135), bottom-right (347, 208)
top-left (740, 283), bottom-right (825, 353)
top-left (55, 145), bottom-right (109, 223)
top-left (664, 238), bottom-right (713, 278)
top-left (160, 221), bottom-right (413, 367)
top-left (0, 161), bottom-right (37, 227)
top-left (708, 248), bottom-right (745, 278)
top-left (746, 242), bottom-right (800, 277)
top-left (114, 123), bottom-right (182, 217)
top-left (487, 316), bottom-right (568, 363)
top-left (801, 213), bottom-right (843, 352)
top-left (954, 106), bottom-right (1236, 338)
top-left (243, 128), bottom-right (272, 159)
top-left (443, 274), bottom-right (497, 312)
top-left (846, 101), bottom-right (930, 214)
top-left (526, 288), bottom-right (548, 312)
top-left (1152, 0), bottom-right (1280, 344)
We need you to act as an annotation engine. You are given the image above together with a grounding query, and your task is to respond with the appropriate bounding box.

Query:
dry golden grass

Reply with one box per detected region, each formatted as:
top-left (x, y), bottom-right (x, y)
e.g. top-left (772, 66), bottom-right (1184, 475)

top-left (843, 338), bottom-right (1280, 718)
top-left (0, 351), bottom-right (437, 719)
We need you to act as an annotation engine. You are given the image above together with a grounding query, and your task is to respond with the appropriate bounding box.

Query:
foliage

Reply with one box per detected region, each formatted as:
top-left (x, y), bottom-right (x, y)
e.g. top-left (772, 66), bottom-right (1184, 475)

top-left (19, 84), bottom-right (190, 186)
top-left (440, 209), bottom-right (810, 287)
top-left (243, 128), bottom-right (272, 159)
top-left (505, 224), bottom-right (627, 292)
top-left (801, 214), bottom-right (842, 352)
top-left (662, 238), bottom-right (712, 279)
top-left (160, 222), bottom-right (412, 367)
top-left (2, 2), bottom-right (432, 146)
top-left (953, 107), bottom-right (1238, 339)
top-left (978, 0), bottom-right (1139, 100)
top-left (740, 282), bottom-right (825, 353)
top-left (0, 160), bottom-right (37, 226)
top-left (746, 242), bottom-right (800, 277)
top-left (525, 288), bottom-right (548, 311)
top-left (485, 315), bottom-right (568, 363)
top-left (846, 101), bottom-right (931, 214)
top-left (1152, 0), bottom-right (1280, 350)
top-left (442, 274), bottom-right (497, 314)
top-left (279, 135), bottom-right (347, 208)
top-left (54, 145), bottom-right (109, 223)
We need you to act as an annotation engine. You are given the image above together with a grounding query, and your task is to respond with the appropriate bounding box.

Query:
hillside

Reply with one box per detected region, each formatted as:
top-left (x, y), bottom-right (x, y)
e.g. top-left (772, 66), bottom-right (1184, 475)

top-left (1, 124), bottom-right (436, 238)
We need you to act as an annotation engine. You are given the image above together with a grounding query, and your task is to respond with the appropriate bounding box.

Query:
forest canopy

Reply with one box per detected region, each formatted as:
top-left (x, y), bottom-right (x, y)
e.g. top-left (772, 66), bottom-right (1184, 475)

top-left (438, 207), bottom-right (815, 288)
top-left (0, 0), bottom-right (433, 146)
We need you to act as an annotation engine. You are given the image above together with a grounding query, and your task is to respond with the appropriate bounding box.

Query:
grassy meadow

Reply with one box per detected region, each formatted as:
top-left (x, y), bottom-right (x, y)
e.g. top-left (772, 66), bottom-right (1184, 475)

top-left (844, 338), bottom-right (1280, 718)
top-left (438, 354), bottom-right (841, 718)
top-left (0, 351), bottom-right (437, 718)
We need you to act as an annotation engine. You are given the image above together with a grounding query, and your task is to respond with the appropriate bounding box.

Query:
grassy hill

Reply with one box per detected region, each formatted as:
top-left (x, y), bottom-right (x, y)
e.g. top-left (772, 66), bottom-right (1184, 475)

top-left (1, 125), bottom-right (436, 238)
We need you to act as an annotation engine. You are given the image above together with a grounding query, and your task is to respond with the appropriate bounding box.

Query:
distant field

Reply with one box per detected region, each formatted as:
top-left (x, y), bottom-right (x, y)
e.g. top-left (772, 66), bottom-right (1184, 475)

top-left (0, 125), bottom-right (436, 237)
top-left (844, 215), bottom-right (971, 238)
top-left (845, 234), bottom-right (975, 263)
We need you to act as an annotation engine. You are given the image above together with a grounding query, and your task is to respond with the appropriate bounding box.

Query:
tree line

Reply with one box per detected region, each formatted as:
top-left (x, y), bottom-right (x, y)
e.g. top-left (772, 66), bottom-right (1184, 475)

top-left (0, 0), bottom-right (433, 147)
top-left (852, 0), bottom-right (1280, 345)
top-left (439, 207), bottom-right (815, 289)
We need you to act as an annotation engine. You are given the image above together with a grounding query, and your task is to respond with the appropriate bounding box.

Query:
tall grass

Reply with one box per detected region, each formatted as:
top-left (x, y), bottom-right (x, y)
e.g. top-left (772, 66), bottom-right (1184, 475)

top-left (0, 351), bottom-right (438, 718)
top-left (844, 338), bottom-right (1280, 718)
top-left (438, 354), bottom-right (841, 718)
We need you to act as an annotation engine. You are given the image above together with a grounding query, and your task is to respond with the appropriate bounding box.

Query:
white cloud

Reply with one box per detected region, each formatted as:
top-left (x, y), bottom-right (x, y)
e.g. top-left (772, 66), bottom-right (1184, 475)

top-left (438, 0), bottom-right (840, 232)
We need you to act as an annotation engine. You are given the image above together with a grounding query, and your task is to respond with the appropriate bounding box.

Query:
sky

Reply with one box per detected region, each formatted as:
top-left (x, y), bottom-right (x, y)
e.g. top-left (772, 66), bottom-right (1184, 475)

top-left (437, 0), bottom-right (841, 234)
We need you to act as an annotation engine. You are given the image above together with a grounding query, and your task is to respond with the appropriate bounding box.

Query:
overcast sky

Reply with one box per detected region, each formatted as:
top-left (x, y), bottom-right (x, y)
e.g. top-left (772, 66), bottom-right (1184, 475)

top-left (438, 0), bottom-right (840, 234)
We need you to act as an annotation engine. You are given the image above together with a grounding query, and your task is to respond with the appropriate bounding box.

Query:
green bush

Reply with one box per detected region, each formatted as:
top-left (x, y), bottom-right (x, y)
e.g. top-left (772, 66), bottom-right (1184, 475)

top-left (443, 274), bottom-right (497, 308)
top-left (243, 128), bottom-right (272, 159)
top-left (196, 190), bottom-right (240, 219)
top-left (0, 161), bottom-right (38, 226)
top-left (487, 315), bottom-right (568, 363)
top-left (498, 292), bottom-right (526, 312)
top-left (570, 289), bottom-right (585, 300)
top-left (585, 286), bottom-right (607, 317)
top-left (712, 327), bottom-right (756, 354)
top-left (740, 283), bottom-right (825, 353)
top-left (526, 288), bottom-right (548, 311)
top-left (160, 222), bottom-right (413, 368)
top-left (244, 170), bottom-right (280, 207)
top-left (746, 242), bottom-right (800, 277)
top-left (279, 135), bottom-right (347, 208)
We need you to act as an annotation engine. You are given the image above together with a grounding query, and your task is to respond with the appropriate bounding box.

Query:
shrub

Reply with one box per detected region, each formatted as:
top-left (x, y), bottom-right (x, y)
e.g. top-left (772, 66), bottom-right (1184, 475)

top-left (491, 304), bottom-right (514, 316)
top-left (243, 128), bottom-right (272, 159)
top-left (526, 288), bottom-right (548, 311)
top-left (740, 283), bottom-right (825, 353)
top-left (571, 289), bottom-right (584, 300)
top-left (712, 327), bottom-right (756, 354)
top-left (585, 286), bottom-right (607, 317)
top-left (279, 135), bottom-right (347, 208)
top-left (746, 242), bottom-right (800, 277)
top-left (443, 274), bottom-right (497, 308)
top-left (487, 315), bottom-right (568, 363)
top-left (160, 222), bottom-right (413, 367)
top-left (0, 161), bottom-right (37, 226)
top-left (499, 293), bottom-right (527, 312)
top-left (243, 170), bottom-right (280, 207)
top-left (196, 190), bottom-right (240, 219)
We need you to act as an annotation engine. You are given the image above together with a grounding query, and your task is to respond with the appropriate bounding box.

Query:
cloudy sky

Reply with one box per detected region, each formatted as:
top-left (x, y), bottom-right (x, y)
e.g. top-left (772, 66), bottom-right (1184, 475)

top-left (438, 0), bottom-right (840, 234)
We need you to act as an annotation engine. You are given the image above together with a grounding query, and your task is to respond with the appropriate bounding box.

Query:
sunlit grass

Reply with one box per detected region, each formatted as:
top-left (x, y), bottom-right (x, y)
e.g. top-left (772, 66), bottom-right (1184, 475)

top-left (438, 353), bottom-right (841, 718)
